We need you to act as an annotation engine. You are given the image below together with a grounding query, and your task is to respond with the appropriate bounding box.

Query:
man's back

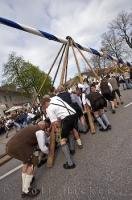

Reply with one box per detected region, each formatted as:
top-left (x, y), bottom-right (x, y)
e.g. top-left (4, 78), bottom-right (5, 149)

top-left (46, 96), bottom-right (76, 123)
top-left (7, 125), bottom-right (40, 148)
top-left (57, 91), bottom-right (72, 105)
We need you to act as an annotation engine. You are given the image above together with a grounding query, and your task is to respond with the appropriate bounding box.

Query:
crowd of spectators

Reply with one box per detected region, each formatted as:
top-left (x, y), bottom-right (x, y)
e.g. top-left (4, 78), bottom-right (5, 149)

top-left (0, 104), bottom-right (42, 135)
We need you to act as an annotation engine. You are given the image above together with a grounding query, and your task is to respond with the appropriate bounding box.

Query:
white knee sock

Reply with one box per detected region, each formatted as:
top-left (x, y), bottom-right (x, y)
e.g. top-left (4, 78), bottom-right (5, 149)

top-left (76, 139), bottom-right (82, 145)
top-left (23, 174), bottom-right (33, 193)
top-left (22, 173), bottom-right (26, 192)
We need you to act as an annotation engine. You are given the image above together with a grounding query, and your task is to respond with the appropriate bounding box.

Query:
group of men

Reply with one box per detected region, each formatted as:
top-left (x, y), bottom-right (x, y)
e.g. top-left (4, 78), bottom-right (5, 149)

top-left (6, 73), bottom-right (124, 198)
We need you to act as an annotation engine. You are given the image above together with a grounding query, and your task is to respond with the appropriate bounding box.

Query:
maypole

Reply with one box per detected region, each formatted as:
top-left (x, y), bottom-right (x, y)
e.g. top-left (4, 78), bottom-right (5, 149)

top-left (0, 17), bottom-right (131, 67)
top-left (1, 17), bottom-right (130, 167)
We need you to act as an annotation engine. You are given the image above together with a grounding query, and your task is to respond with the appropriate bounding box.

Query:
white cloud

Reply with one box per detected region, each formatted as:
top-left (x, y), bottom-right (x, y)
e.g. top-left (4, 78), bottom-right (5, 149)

top-left (0, 0), bottom-right (131, 85)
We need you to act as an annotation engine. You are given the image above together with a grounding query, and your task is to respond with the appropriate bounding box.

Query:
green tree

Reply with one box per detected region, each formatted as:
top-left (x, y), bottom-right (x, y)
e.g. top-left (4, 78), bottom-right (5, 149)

top-left (3, 52), bottom-right (52, 97)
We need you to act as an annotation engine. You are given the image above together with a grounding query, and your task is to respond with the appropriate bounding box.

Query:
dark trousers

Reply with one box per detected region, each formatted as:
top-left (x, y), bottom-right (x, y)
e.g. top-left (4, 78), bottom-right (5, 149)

top-left (61, 114), bottom-right (78, 139)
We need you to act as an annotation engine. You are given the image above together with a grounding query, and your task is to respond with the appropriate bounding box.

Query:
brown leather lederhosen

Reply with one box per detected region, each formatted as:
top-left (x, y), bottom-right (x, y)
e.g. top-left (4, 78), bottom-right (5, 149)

top-left (6, 125), bottom-right (41, 164)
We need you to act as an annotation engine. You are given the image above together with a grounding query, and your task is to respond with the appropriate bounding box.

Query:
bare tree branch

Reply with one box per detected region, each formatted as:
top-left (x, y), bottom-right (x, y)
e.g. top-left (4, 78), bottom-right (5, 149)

top-left (110, 11), bottom-right (132, 49)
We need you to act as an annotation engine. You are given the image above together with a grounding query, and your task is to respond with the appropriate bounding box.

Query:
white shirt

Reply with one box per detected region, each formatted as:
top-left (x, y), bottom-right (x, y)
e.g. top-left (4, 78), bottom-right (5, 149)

top-left (96, 83), bottom-right (100, 91)
top-left (42, 114), bottom-right (46, 120)
top-left (82, 93), bottom-right (86, 106)
top-left (38, 106), bottom-right (41, 112)
top-left (124, 72), bottom-right (130, 79)
top-left (108, 82), bottom-right (113, 92)
top-left (5, 119), bottom-right (14, 126)
top-left (28, 113), bottom-right (35, 119)
top-left (46, 96), bottom-right (76, 123)
top-left (78, 83), bottom-right (84, 89)
top-left (85, 99), bottom-right (91, 107)
top-left (83, 82), bottom-right (90, 94)
top-left (31, 108), bottom-right (34, 113)
top-left (119, 75), bottom-right (124, 81)
top-left (68, 88), bottom-right (72, 93)
top-left (35, 130), bottom-right (49, 154)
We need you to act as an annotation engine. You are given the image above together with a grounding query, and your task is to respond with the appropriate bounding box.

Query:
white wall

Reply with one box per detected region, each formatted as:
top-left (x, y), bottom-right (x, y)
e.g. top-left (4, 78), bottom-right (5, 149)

top-left (0, 91), bottom-right (31, 108)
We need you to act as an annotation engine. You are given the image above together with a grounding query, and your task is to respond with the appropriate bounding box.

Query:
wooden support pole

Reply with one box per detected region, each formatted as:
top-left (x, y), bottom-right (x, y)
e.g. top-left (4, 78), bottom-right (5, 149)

top-left (64, 45), bottom-right (69, 85)
top-left (72, 40), bottom-right (96, 134)
top-left (71, 41), bottom-right (83, 84)
top-left (32, 43), bottom-right (65, 105)
top-left (86, 106), bottom-right (96, 134)
top-left (112, 61), bottom-right (124, 74)
top-left (59, 40), bottom-right (70, 86)
top-left (47, 125), bottom-right (56, 168)
top-left (53, 44), bottom-right (67, 85)
top-left (64, 62), bottom-right (68, 85)
top-left (38, 44), bottom-right (65, 94)
top-left (73, 41), bottom-right (100, 81)
top-left (0, 153), bottom-right (12, 167)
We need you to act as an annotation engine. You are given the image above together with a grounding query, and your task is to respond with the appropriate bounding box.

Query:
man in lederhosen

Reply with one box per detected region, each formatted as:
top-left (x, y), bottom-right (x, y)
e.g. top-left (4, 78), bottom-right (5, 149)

top-left (57, 86), bottom-right (83, 148)
top-left (99, 77), bottom-right (116, 113)
top-left (6, 120), bottom-right (50, 198)
top-left (86, 84), bottom-right (111, 131)
top-left (107, 74), bottom-right (123, 105)
top-left (42, 95), bottom-right (78, 169)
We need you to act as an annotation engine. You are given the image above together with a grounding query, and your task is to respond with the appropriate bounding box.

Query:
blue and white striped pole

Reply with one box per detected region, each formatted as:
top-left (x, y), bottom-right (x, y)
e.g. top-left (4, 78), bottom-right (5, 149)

top-left (0, 17), bottom-right (103, 55)
top-left (0, 17), bottom-right (130, 67)
top-left (0, 17), bottom-right (67, 44)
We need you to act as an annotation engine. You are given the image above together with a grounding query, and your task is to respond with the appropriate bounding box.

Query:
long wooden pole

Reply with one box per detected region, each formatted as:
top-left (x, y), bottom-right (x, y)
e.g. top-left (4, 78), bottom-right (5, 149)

top-left (59, 40), bottom-right (70, 86)
top-left (53, 44), bottom-right (67, 85)
top-left (71, 41), bottom-right (83, 84)
top-left (86, 105), bottom-right (96, 134)
top-left (47, 125), bottom-right (56, 167)
top-left (64, 44), bottom-right (70, 85)
top-left (72, 40), bottom-right (96, 134)
top-left (32, 44), bottom-right (65, 105)
top-left (73, 41), bottom-right (99, 81)
top-left (38, 44), bottom-right (65, 95)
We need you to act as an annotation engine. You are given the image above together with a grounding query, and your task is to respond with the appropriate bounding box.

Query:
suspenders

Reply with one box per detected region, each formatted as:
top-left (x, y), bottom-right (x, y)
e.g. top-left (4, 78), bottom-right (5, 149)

top-left (50, 98), bottom-right (75, 115)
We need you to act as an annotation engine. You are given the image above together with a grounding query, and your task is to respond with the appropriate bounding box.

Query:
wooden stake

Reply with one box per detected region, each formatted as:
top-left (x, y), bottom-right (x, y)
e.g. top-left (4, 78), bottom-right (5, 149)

top-left (60, 40), bottom-right (70, 86)
top-left (72, 40), bottom-right (96, 134)
top-left (47, 125), bottom-right (56, 167)
top-left (64, 44), bottom-right (69, 85)
top-left (73, 41), bottom-right (99, 80)
top-left (32, 43), bottom-right (65, 105)
top-left (86, 106), bottom-right (96, 134)
top-left (53, 44), bottom-right (67, 85)
top-left (71, 41), bottom-right (83, 84)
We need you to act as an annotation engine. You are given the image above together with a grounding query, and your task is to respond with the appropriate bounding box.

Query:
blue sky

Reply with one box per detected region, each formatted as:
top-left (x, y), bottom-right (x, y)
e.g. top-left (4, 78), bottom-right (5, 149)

top-left (0, 0), bottom-right (131, 85)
